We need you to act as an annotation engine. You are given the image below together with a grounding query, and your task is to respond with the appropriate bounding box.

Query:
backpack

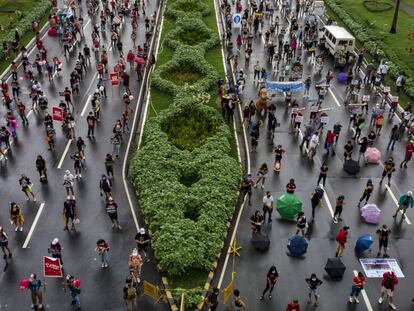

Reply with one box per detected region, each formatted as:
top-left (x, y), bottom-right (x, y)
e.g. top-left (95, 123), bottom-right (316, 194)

top-left (383, 275), bottom-right (394, 289)
top-left (126, 285), bottom-right (137, 299)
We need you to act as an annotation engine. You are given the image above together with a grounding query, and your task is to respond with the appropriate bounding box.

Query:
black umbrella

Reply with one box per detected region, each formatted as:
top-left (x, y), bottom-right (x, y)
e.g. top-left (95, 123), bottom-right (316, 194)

top-left (343, 159), bottom-right (360, 175)
top-left (251, 232), bottom-right (270, 252)
top-left (325, 258), bottom-right (346, 279)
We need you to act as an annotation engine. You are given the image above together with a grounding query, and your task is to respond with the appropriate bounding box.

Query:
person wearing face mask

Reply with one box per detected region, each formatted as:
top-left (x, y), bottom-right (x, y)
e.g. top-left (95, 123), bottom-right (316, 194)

top-left (306, 273), bottom-right (323, 306)
top-left (259, 266), bottom-right (278, 300)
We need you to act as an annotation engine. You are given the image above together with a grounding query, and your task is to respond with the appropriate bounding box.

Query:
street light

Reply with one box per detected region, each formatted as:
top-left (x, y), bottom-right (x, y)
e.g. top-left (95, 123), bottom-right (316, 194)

top-left (390, 0), bottom-right (400, 33)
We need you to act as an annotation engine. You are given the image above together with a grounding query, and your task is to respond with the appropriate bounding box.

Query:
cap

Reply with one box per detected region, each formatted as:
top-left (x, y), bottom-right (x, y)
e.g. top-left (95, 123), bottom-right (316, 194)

top-left (52, 238), bottom-right (59, 245)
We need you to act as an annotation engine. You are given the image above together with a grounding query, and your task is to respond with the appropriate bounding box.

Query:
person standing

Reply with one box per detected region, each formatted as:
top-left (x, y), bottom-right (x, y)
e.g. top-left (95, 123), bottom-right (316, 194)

top-left (262, 191), bottom-right (274, 223)
top-left (306, 274), bottom-right (323, 306)
top-left (296, 212), bottom-right (307, 236)
top-left (19, 174), bottom-right (37, 202)
top-left (376, 224), bottom-right (391, 258)
top-left (105, 197), bottom-right (122, 230)
top-left (9, 202), bottom-right (24, 232)
top-left (349, 271), bottom-right (365, 304)
top-left (317, 163), bottom-right (328, 187)
top-left (128, 248), bottom-right (143, 284)
top-left (358, 137), bottom-right (368, 164)
top-left (333, 195), bottom-right (346, 223)
top-left (96, 239), bottom-right (110, 268)
top-left (251, 210), bottom-right (264, 234)
top-left (63, 170), bottom-right (75, 196)
top-left (123, 277), bottom-right (138, 311)
top-left (379, 157), bottom-right (395, 186)
top-left (358, 179), bottom-right (374, 207)
top-left (28, 273), bottom-right (44, 309)
top-left (386, 125), bottom-right (399, 151)
top-left (335, 226), bottom-right (350, 257)
top-left (71, 152), bottom-right (83, 179)
top-left (378, 271), bottom-right (398, 310)
top-left (35, 155), bottom-right (47, 181)
top-left (285, 299), bottom-right (300, 311)
top-left (105, 154), bottom-right (115, 178)
top-left (392, 191), bottom-right (413, 219)
top-left (259, 266), bottom-right (278, 300)
top-left (100, 175), bottom-right (112, 199)
top-left (400, 141), bottom-right (414, 168)
top-left (343, 140), bottom-right (353, 160)
top-left (254, 163), bottom-right (268, 189)
top-left (205, 287), bottom-right (219, 311)
top-left (233, 289), bottom-right (246, 310)
top-left (48, 238), bottom-right (63, 265)
top-left (286, 179), bottom-right (296, 194)
top-left (324, 130), bottom-right (336, 156)
top-left (63, 196), bottom-right (77, 231)
top-left (64, 274), bottom-right (81, 310)
top-left (135, 228), bottom-right (150, 262)
top-left (86, 111), bottom-right (96, 138)
top-left (310, 187), bottom-right (324, 221)
top-left (0, 227), bottom-right (12, 258)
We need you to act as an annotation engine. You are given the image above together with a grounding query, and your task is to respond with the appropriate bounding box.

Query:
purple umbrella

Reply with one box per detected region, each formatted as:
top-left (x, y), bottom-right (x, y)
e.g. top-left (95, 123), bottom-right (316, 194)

top-left (365, 147), bottom-right (381, 164)
top-left (361, 204), bottom-right (381, 224)
top-left (337, 72), bottom-right (348, 84)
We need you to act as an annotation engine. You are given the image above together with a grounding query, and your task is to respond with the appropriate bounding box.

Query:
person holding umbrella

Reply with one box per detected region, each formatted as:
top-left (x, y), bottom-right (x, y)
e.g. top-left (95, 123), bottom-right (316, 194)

top-left (250, 210), bottom-right (264, 234)
top-left (392, 191), bottom-right (413, 220)
top-left (379, 157), bottom-right (395, 186)
top-left (259, 266), bottom-right (278, 300)
top-left (306, 273), bottom-right (323, 306)
top-left (378, 271), bottom-right (398, 310)
top-left (357, 179), bottom-right (374, 207)
top-left (376, 224), bottom-right (391, 258)
top-left (335, 226), bottom-right (349, 257)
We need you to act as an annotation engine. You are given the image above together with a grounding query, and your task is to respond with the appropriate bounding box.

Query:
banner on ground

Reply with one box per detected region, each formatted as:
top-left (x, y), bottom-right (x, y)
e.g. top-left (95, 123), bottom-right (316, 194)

top-left (265, 81), bottom-right (303, 93)
top-left (359, 258), bottom-right (404, 278)
top-left (43, 256), bottom-right (63, 278)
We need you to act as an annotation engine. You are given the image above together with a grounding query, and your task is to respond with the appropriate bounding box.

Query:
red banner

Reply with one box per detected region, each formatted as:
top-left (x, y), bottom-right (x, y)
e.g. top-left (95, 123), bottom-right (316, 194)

top-left (110, 72), bottom-right (119, 86)
top-left (52, 106), bottom-right (63, 121)
top-left (43, 256), bottom-right (63, 278)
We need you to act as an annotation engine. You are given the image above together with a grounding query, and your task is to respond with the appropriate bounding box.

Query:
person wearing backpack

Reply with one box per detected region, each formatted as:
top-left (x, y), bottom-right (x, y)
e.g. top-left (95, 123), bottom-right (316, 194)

top-left (123, 277), bottom-right (137, 311)
top-left (378, 271), bottom-right (398, 310)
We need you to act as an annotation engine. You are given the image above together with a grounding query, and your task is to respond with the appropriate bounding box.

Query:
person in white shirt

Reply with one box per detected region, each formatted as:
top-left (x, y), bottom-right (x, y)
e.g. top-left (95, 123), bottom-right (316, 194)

top-left (63, 170), bottom-right (75, 195)
top-left (262, 191), bottom-right (274, 223)
top-left (308, 132), bottom-right (320, 159)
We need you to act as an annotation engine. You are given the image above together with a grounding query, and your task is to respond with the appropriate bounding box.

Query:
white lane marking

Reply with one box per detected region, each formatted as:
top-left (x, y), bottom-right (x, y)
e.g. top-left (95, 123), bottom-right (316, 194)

top-left (319, 184), bottom-right (334, 217)
top-left (22, 202), bottom-right (45, 248)
top-left (353, 270), bottom-right (374, 311)
top-left (57, 139), bottom-right (73, 169)
top-left (328, 88), bottom-right (341, 107)
top-left (108, 46), bottom-right (113, 51)
top-left (385, 185), bottom-right (411, 225)
top-left (80, 94), bottom-right (92, 116)
top-left (83, 18), bottom-right (91, 30)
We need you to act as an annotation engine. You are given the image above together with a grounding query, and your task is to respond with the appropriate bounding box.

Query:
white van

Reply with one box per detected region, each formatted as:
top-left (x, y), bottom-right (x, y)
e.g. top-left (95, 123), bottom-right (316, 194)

top-left (322, 26), bottom-right (355, 55)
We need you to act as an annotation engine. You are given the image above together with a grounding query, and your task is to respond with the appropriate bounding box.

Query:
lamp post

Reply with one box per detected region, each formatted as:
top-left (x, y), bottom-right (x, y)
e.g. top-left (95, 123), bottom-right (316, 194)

top-left (390, 0), bottom-right (401, 33)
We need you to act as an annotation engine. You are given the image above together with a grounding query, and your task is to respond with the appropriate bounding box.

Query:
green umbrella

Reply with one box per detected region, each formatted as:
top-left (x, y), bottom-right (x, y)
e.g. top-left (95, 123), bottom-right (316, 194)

top-left (276, 193), bottom-right (303, 220)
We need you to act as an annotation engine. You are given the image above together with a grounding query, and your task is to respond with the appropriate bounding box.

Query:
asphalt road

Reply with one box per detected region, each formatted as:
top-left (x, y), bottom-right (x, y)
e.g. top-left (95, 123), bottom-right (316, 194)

top-left (215, 1), bottom-right (414, 311)
top-left (0, 1), bottom-right (168, 310)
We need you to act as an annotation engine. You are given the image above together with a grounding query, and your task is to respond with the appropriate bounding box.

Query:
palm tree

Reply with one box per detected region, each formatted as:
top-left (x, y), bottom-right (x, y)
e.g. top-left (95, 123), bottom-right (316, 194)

top-left (390, 0), bottom-right (401, 33)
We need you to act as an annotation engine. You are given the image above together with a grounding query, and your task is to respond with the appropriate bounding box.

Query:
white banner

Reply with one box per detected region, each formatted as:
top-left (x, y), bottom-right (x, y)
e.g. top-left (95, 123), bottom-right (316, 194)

top-left (232, 14), bottom-right (242, 28)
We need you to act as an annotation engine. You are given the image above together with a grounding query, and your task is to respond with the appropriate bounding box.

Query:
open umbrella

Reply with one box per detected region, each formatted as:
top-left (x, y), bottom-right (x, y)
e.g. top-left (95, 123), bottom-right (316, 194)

top-left (276, 193), bottom-right (302, 220)
top-left (287, 235), bottom-right (308, 257)
top-left (355, 234), bottom-right (374, 253)
top-left (337, 72), bottom-right (348, 84)
top-left (361, 204), bottom-right (382, 224)
top-left (343, 159), bottom-right (360, 175)
top-left (134, 56), bottom-right (145, 65)
top-left (325, 258), bottom-right (346, 279)
top-left (365, 147), bottom-right (381, 164)
top-left (251, 232), bottom-right (270, 252)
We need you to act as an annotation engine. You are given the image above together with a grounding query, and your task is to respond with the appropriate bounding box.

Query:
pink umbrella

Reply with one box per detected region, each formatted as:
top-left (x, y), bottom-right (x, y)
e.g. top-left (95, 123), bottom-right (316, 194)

top-left (20, 279), bottom-right (29, 290)
top-left (361, 204), bottom-right (381, 224)
top-left (134, 56), bottom-right (145, 65)
top-left (365, 147), bottom-right (381, 164)
top-left (73, 279), bottom-right (81, 288)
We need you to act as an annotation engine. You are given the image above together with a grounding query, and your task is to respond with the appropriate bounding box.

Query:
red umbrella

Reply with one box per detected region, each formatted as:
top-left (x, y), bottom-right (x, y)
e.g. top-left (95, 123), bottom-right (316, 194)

top-left (134, 56), bottom-right (145, 64)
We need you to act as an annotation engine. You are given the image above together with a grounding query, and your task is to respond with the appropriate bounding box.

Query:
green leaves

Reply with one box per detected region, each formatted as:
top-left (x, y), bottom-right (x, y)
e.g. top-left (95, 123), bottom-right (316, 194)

top-left (166, 0), bottom-right (211, 19)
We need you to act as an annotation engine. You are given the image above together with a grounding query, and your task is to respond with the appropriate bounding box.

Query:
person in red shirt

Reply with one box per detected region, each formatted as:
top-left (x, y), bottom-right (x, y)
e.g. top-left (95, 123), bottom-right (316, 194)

top-left (286, 299), bottom-right (300, 311)
top-left (286, 178), bottom-right (296, 194)
top-left (378, 271), bottom-right (398, 310)
top-left (349, 271), bottom-right (365, 303)
top-left (324, 130), bottom-right (337, 156)
top-left (335, 226), bottom-right (350, 257)
top-left (400, 141), bottom-right (414, 168)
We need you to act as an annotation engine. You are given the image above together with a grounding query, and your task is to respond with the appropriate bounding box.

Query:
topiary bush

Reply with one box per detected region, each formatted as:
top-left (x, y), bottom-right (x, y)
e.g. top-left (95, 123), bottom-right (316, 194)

top-left (362, 0), bottom-right (393, 12)
top-left (166, 0), bottom-right (210, 19)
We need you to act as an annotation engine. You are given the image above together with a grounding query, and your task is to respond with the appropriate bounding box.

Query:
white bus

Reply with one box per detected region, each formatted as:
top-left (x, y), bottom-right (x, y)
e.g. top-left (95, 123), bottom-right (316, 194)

top-left (322, 25), bottom-right (355, 55)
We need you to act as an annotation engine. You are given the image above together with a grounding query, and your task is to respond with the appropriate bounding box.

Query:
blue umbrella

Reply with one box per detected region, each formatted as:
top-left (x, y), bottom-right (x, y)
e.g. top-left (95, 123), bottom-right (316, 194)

top-left (287, 235), bottom-right (308, 257)
top-left (355, 234), bottom-right (374, 253)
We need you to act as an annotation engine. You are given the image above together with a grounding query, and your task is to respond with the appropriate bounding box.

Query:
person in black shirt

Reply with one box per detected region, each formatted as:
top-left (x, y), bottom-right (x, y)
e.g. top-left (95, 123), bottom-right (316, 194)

top-left (306, 273), bottom-right (323, 306)
top-left (333, 195), bottom-right (346, 223)
top-left (344, 140), bottom-right (353, 160)
top-left (358, 179), bottom-right (374, 206)
top-left (310, 187), bottom-right (324, 221)
top-left (205, 287), bottom-right (219, 310)
top-left (317, 163), bottom-right (328, 187)
top-left (135, 228), bottom-right (150, 262)
top-left (259, 266), bottom-right (278, 300)
top-left (296, 211), bottom-right (307, 236)
top-left (241, 174), bottom-right (254, 205)
top-left (376, 224), bottom-right (391, 258)
top-left (250, 210), bottom-right (264, 234)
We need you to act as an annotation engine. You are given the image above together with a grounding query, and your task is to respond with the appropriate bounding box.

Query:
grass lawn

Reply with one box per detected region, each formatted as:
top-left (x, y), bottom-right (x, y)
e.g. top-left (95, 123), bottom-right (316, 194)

top-left (402, 0), bottom-right (414, 9)
top-left (0, 0), bottom-right (50, 73)
top-left (326, 2), bottom-right (413, 108)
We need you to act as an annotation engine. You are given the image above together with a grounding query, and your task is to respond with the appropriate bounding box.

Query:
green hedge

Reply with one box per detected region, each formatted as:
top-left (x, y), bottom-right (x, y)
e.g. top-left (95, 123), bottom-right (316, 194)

top-left (325, 0), bottom-right (414, 98)
top-left (130, 88), bottom-right (240, 276)
top-left (0, 0), bottom-right (52, 60)
top-left (165, 0), bottom-right (211, 19)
